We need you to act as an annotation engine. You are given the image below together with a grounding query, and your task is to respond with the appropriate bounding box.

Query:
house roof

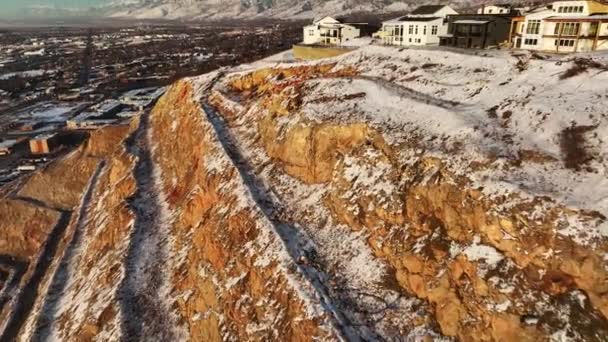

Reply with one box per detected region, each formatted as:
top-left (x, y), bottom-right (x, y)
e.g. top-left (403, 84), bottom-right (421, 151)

top-left (447, 13), bottom-right (516, 19)
top-left (399, 16), bottom-right (442, 22)
top-left (385, 16), bottom-right (442, 23)
top-left (313, 16), bottom-right (342, 24)
top-left (313, 15), bottom-right (368, 26)
top-left (411, 5), bottom-right (447, 15)
top-left (486, 4), bottom-right (512, 8)
top-left (453, 20), bottom-right (491, 24)
top-left (0, 140), bottom-right (19, 149)
top-left (32, 133), bottom-right (57, 140)
top-left (545, 14), bottom-right (608, 20)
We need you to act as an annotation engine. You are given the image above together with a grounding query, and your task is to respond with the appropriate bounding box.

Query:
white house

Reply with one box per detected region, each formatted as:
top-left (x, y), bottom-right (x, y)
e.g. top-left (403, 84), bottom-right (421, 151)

top-left (511, 0), bottom-right (608, 52)
top-left (378, 5), bottom-right (458, 46)
top-left (303, 17), bottom-right (364, 45)
top-left (478, 4), bottom-right (513, 14)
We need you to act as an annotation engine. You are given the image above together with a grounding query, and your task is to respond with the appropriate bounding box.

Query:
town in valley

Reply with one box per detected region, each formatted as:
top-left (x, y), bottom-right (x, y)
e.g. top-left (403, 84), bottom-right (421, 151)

top-left (0, 21), bottom-right (304, 186)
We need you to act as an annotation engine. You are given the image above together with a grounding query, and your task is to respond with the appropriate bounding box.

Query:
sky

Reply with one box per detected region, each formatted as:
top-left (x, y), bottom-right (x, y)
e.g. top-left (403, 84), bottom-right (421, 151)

top-left (0, 0), bottom-right (110, 18)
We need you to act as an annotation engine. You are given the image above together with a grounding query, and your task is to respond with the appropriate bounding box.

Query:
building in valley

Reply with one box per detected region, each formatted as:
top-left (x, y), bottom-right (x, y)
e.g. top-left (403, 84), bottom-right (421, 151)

top-left (439, 14), bottom-right (516, 48)
top-left (29, 133), bottom-right (59, 155)
top-left (0, 139), bottom-right (20, 156)
top-left (302, 16), bottom-right (369, 45)
top-left (377, 5), bottom-right (458, 46)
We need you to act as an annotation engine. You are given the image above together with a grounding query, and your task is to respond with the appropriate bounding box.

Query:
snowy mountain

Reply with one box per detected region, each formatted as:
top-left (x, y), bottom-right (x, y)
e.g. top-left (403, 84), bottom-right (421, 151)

top-left (105, 0), bottom-right (486, 20)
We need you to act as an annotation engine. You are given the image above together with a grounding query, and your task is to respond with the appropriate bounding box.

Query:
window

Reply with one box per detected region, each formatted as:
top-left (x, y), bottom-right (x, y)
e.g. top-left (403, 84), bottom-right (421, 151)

top-left (488, 9), bottom-right (493, 13)
top-left (563, 22), bottom-right (580, 35)
top-left (524, 38), bottom-right (538, 45)
top-left (556, 39), bottom-right (575, 47)
top-left (554, 22), bottom-right (580, 35)
top-left (526, 20), bottom-right (540, 34)
top-left (415, 25), bottom-right (419, 34)
top-left (578, 6), bottom-right (584, 12)
top-left (409, 38), bottom-right (412, 42)
top-left (423, 25), bottom-right (427, 35)
top-left (408, 25), bottom-right (413, 34)
top-left (308, 30), bottom-right (315, 36)
top-left (431, 25), bottom-right (438, 35)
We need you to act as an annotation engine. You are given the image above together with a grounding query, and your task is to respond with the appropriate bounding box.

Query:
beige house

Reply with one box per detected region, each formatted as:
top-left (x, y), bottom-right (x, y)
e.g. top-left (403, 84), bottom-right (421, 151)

top-left (510, 0), bottom-right (608, 52)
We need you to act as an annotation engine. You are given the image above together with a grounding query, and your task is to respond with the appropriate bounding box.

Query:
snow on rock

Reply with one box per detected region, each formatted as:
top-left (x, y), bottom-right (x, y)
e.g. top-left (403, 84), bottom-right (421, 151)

top-left (194, 44), bottom-right (608, 340)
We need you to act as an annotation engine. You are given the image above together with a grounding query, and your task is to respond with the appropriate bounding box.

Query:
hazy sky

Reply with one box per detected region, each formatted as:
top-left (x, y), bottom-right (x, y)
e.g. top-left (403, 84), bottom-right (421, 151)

top-left (1, 0), bottom-right (109, 18)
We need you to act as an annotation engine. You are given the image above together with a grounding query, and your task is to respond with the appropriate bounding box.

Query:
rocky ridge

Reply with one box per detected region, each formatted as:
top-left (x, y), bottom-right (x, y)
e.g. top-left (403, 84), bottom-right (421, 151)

top-left (0, 45), bottom-right (606, 341)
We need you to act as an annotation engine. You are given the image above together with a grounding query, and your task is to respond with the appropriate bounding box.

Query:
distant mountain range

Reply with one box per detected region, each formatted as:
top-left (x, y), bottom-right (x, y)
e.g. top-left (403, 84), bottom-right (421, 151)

top-left (22, 0), bottom-right (497, 21)
top-left (105, 0), bottom-right (490, 20)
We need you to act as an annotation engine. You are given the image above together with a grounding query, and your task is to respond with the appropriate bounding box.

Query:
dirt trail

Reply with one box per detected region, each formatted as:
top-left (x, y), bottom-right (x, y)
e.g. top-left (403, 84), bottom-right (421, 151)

top-left (0, 209), bottom-right (72, 341)
top-left (201, 92), bottom-right (360, 341)
top-left (117, 110), bottom-right (179, 341)
top-left (340, 75), bottom-right (468, 110)
top-left (0, 255), bottom-right (28, 312)
top-left (0, 160), bottom-right (106, 341)
top-left (30, 161), bottom-right (107, 341)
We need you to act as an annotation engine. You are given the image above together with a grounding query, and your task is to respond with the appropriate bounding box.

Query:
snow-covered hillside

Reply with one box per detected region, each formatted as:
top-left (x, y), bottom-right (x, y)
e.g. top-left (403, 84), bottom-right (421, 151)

top-left (105, 0), bottom-right (487, 20)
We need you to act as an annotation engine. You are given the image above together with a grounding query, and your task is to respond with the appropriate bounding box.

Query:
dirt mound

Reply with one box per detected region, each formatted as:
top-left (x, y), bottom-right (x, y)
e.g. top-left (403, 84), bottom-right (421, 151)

top-left (0, 200), bottom-right (58, 259)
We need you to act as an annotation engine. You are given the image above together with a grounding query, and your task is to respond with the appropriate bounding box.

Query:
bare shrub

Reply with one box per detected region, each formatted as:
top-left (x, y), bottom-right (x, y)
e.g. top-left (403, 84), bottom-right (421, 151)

top-left (486, 105), bottom-right (499, 119)
top-left (560, 63), bottom-right (588, 80)
top-left (560, 124), bottom-right (596, 170)
top-left (560, 58), bottom-right (608, 79)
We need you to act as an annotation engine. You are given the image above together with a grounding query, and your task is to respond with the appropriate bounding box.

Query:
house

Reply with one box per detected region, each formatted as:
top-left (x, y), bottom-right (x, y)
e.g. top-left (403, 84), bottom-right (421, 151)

top-left (378, 5), bottom-right (458, 46)
top-left (509, 6), bottom-right (555, 49)
top-left (0, 139), bottom-right (20, 156)
top-left (439, 14), bottom-right (516, 48)
top-left (119, 87), bottom-right (166, 110)
top-left (29, 133), bottom-right (59, 155)
top-left (95, 100), bottom-right (124, 116)
top-left (303, 16), bottom-right (368, 45)
top-left (67, 112), bottom-right (118, 129)
top-left (511, 0), bottom-right (608, 52)
top-left (478, 4), bottom-right (514, 14)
